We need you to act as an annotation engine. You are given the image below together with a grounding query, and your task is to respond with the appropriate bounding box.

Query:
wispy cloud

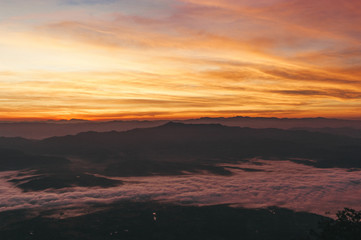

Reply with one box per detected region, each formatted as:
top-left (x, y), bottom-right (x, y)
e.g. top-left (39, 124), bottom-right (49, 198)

top-left (1, 160), bottom-right (361, 217)
top-left (0, 0), bottom-right (361, 119)
top-left (63, 0), bottom-right (118, 5)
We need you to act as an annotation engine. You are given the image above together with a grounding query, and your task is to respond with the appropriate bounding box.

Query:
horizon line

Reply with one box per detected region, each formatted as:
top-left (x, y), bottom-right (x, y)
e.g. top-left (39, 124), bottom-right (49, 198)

top-left (1, 115), bottom-right (360, 123)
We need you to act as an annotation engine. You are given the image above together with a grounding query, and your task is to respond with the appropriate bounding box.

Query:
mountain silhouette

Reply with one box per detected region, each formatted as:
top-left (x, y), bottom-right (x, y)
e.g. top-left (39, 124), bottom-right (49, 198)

top-left (1, 116), bottom-right (360, 139)
top-left (0, 122), bottom-right (360, 186)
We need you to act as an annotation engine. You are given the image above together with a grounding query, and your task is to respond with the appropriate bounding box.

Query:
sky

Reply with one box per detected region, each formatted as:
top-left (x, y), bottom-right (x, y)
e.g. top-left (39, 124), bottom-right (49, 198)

top-left (0, 0), bottom-right (361, 120)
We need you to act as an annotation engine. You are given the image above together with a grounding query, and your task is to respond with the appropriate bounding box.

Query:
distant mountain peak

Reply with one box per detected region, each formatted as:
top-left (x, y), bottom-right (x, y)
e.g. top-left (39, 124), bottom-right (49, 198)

top-left (159, 121), bottom-right (225, 129)
top-left (161, 121), bottom-right (185, 127)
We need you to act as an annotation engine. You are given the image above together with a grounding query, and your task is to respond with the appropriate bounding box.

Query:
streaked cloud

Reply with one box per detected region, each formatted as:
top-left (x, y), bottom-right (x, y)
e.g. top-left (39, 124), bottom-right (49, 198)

top-left (63, 0), bottom-right (117, 5)
top-left (0, 0), bottom-right (361, 119)
top-left (1, 160), bottom-right (361, 217)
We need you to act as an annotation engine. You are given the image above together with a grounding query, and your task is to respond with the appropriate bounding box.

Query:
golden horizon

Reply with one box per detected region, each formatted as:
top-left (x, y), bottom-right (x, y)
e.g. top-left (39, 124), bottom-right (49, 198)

top-left (1, 1), bottom-right (361, 120)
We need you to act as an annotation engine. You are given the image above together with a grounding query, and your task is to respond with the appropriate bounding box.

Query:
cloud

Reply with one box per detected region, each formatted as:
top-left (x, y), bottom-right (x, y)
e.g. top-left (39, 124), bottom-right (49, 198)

top-left (63, 0), bottom-right (118, 5)
top-left (1, 160), bottom-right (361, 218)
top-left (271, 89), bottom-right (361, 100)
top-left (1, 0), bottom-right (361, 119)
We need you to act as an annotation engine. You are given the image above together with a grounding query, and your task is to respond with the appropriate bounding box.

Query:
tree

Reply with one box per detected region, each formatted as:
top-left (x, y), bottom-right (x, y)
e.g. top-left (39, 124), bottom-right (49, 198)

top-left (315, 208), bottom-right (361, 240)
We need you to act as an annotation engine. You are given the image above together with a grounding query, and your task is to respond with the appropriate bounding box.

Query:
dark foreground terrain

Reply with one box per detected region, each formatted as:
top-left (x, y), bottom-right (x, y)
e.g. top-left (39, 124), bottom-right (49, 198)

top-left (0, 201), bottom-right (327, 240)
top-left (0, 122), bottom-right (360, 239)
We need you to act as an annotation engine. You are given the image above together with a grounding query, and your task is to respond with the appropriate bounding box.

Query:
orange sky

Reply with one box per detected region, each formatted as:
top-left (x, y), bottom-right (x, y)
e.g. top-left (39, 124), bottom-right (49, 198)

top-left (1, 0), bottom-right (361, 120)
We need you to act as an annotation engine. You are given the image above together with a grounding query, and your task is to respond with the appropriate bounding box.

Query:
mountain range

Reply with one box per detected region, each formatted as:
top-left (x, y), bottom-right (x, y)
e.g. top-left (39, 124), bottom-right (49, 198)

top-left (1, 122), bottom-right (360, 191)
top-left (0, 116), bottom-right (360, 139)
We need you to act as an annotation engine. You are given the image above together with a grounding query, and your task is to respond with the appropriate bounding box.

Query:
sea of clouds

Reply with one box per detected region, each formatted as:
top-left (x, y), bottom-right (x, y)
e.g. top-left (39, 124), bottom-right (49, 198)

top-left (0, 160), bottom-right (360, 217)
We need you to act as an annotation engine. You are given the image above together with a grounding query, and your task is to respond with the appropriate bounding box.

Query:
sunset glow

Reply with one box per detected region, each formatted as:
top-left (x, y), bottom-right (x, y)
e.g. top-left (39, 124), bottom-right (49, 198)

top-left (1, 0), bottom-right (361, 120)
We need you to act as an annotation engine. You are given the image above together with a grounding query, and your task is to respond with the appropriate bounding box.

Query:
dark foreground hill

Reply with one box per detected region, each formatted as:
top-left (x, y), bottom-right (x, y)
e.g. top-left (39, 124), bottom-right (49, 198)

top-left (0, 201), bottom-right (327, 240)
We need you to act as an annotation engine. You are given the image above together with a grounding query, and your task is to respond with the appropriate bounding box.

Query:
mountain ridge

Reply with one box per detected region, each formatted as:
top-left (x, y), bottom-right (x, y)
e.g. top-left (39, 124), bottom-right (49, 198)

top-left (1, 122), bottom-right (361, 191)
top-left (0, 116), bottom-right (360, 139)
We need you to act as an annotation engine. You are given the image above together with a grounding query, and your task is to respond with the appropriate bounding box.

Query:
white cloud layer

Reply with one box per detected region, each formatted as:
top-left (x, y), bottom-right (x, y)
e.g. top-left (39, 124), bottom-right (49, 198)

top-left (1, 160), bottom-right (360, 218)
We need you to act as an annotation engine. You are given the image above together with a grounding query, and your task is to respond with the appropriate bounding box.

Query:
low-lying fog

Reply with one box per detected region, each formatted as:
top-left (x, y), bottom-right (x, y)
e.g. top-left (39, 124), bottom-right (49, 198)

top-left (1, 159), bottom-right (360, 217)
